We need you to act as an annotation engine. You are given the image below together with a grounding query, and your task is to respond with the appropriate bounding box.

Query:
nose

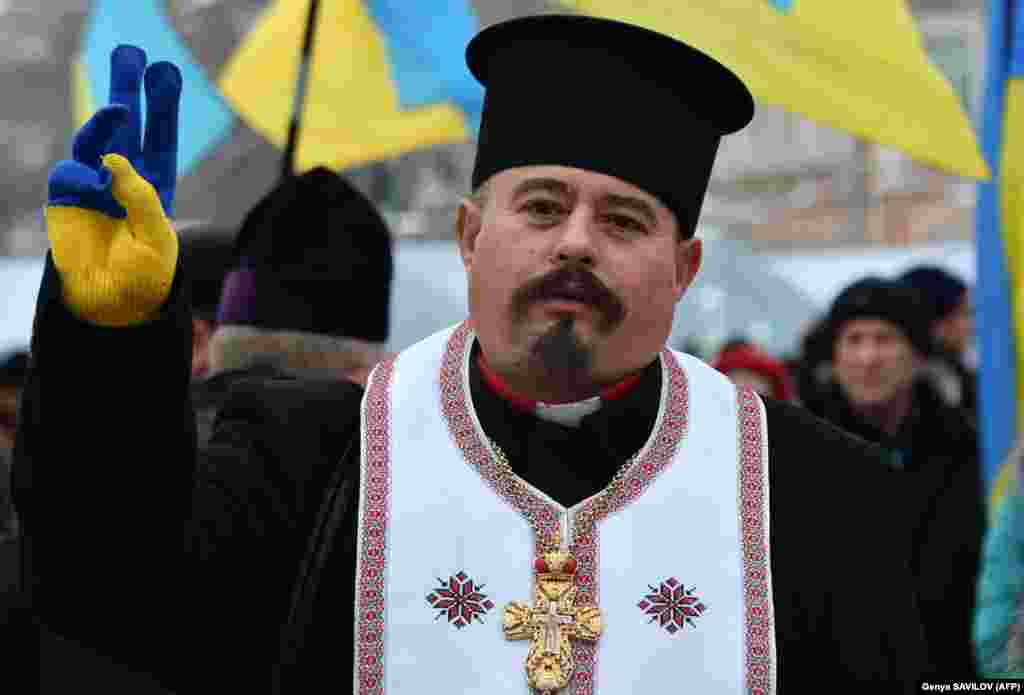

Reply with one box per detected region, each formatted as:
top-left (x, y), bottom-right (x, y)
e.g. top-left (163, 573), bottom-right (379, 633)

top-left (552, 206), bottom-right (596, 267)
top-left (850, 338), bottom-right (882, 365)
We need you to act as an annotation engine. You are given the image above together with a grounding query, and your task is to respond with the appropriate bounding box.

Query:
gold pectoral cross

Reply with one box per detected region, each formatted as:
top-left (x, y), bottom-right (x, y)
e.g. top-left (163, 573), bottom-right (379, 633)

top-left (503, 547), bottom-right (603, 694)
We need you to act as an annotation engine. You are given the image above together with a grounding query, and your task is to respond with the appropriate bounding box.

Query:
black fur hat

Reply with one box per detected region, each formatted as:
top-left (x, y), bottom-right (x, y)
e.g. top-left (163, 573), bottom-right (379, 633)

top-left (216, 167), bottom-right (394, 342)
top-left (825, 276), bottom-right (936, 357)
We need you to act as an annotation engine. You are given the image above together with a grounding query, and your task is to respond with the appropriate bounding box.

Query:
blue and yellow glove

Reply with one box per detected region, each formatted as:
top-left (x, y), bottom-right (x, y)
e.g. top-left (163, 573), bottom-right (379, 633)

top-left (46, 45), bottom-right (181, 327)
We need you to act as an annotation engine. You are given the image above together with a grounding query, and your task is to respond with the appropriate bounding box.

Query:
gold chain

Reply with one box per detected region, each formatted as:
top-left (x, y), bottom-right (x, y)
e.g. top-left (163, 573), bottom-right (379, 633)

top-left (489, 438), bottom-right (635, 551)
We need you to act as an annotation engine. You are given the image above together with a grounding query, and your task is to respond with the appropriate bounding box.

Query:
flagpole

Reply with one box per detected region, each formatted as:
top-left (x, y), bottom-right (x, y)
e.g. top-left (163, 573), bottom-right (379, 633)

top-left (282, 0), bottom-right (323, 180)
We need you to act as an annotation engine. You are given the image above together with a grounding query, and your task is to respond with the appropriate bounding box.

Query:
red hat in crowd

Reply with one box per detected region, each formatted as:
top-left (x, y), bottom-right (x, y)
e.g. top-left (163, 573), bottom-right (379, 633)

top-left (712, 344), bottom-right (796, 402)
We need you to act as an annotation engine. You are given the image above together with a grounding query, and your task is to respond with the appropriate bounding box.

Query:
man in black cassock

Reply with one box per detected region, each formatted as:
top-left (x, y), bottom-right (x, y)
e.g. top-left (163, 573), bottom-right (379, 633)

top-left (186, 166), bottom-right (394, 448)
top-left (14, 14), bottom-right (928, 694)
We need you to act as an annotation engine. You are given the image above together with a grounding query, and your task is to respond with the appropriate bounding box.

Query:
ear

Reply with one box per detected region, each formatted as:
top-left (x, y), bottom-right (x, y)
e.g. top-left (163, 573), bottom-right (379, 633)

top-left (911, 349), bottom-right (927, 373)
top-left (932, 315), bottom-right (953, 344)
top-left (347, 365), bottom-right (373, 388)
top-left (192, 317), bottom-right (214, 378)
top-left (455, 196), bottom-right (484, 273)
top-left (674, 237), bottom-right (703, 300)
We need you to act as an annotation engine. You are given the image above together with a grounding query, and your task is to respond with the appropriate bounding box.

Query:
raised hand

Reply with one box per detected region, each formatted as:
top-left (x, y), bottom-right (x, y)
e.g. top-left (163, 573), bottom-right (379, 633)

top-left (46, 44), bottom-right (182, 327)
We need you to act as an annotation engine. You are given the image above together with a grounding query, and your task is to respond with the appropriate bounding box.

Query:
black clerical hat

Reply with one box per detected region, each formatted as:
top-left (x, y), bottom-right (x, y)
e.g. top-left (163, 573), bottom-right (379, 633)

top-left (466, 14), bottom-right (754, 237)
top-left (216, 167), bottom-right (394, 342)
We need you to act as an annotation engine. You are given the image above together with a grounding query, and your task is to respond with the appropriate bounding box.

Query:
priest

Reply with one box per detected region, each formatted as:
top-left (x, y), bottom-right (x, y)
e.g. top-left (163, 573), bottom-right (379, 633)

top-left (14, 14), bottom-right (927, 694)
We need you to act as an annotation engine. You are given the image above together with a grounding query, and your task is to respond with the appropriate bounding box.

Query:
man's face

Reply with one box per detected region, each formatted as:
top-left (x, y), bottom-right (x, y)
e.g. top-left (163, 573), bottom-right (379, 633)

top-left (833, 318), bottom-right (921, 407)
top-left (456, 166), bottom-right (700, 397)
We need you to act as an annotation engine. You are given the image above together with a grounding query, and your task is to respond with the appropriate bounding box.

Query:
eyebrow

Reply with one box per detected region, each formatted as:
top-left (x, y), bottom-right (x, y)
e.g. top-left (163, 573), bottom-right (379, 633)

top-left (511, 177), bottom-right (659, 228)
top-left (510, 177), bottom-right (573, 201)
top-left (601, 193), bottom-right (658, 228)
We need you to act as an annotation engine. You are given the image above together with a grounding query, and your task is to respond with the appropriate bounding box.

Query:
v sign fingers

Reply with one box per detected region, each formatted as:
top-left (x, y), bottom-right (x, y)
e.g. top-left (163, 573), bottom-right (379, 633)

top-left (44, 44), bottom-right (181, 327)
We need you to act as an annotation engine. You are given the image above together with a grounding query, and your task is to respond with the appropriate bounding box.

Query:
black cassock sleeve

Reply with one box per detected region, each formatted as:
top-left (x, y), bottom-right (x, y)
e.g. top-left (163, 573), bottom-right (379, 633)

top-left (12, 254), bottom-right (366, 694)
top-left (763, 397), bottom-right (929, 692)
top-left (12, 254), bottom-right (195, 693)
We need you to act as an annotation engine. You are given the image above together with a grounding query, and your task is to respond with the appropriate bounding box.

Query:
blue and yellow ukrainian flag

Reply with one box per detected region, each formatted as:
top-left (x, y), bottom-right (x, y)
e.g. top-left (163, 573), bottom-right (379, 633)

top-left (561, 0), bottom-right (988, 180)
top-left (977, 0), bottom-right (1024, 512)
top-left (218, 0), bottom-right (484, 174)
top-left (73, 0), bottom-right (235, 177)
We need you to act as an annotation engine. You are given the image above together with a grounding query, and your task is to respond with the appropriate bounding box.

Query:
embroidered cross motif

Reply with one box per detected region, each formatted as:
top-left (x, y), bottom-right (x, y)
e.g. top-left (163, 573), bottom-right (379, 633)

top-left (426, 571), bottom-right (495, 628)
top-left (637, 577), bottom-right (707, 634)
top-left (504, 550), bottom-right (603, 694)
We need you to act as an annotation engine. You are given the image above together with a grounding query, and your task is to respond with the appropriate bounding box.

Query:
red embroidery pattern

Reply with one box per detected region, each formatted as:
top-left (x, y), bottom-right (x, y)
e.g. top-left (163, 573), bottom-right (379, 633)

top-left (438, 323), bottom-right (562, 550)
top-left (356, 359), bottom-right (396, 695)
top-left (738, 386), bottom-right (773, 694)
top-left (569, 351), bottom-right (689, 694)
top-left (570, 524), bottom-right (600, 695)
top-left (439, 327), bottom-right (696, 695)
top-left (596, 353), bottom-right (690, 519)
top-left (426, 571), bottom-right (495, 628)
top-left (637, 578), bottom-right (707, 634)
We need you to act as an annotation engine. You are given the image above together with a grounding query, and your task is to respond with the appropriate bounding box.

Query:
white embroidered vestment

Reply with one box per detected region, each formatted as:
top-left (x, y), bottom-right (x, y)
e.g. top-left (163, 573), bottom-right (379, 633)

top-left (354, 323), bottom-right (775, 694)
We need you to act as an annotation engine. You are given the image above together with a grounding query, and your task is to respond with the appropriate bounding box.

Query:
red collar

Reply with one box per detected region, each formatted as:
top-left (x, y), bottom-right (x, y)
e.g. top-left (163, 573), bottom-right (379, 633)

top-left (476, 352), bottom-right (642, 415)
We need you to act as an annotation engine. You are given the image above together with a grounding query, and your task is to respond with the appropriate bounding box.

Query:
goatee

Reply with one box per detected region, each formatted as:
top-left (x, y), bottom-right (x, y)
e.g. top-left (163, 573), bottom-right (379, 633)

top-left (530, 317), bottom-right (596, 396)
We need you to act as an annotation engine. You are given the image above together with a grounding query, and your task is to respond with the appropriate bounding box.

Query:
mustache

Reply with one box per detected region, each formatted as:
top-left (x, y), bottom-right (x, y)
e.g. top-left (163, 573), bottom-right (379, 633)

top-left (512, 265), bottom-right (626, 328)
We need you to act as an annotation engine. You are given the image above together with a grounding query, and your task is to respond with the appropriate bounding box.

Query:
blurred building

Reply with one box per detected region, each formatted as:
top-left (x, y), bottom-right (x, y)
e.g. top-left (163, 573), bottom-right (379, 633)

top-left (705, 0), bottom-right (985, 250)
top-left (0, 0), bottom-right (986, 254)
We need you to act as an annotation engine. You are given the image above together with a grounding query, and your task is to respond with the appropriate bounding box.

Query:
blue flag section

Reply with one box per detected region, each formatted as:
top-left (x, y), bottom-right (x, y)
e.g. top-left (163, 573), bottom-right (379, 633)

top-left (977, 0), bottom-right (1023, 509)
top-left (77, 0), bottom-right (235, 177)
top-left (366, 0), bottom-right (485, 132)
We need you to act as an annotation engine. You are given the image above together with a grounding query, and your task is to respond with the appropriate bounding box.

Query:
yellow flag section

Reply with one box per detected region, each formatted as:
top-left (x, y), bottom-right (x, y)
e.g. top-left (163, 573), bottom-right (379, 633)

top-left (72, 59), bottom-right (96, 133)
top-left (1003, 79), bottom-right (1024, 421)
top-left (562, 0), bottom-right (988, 180)
top-left (218, 0), bottom-right (471, 173)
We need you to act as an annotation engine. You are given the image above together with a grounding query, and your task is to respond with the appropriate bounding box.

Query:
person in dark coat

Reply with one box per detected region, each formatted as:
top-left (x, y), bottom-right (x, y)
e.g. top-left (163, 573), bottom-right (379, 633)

top-left (0, 349), bottom-right (27, 543)
top-left (0, 350), bottom-right (27, 636)
top-left (790, 317), bottom-right (833, 411)
top-left (177, 229), bottom-right (234, 381)
top-left (899, 265), bottom-right (976, 422)
top-left (806, 275), bottom-right (985, 679)
top-left (15, 21), bottom-right (928, 694)
top-left (186, 171), bottom-right (394, 447)
top-left (178, 230), bottom-right (235, 449)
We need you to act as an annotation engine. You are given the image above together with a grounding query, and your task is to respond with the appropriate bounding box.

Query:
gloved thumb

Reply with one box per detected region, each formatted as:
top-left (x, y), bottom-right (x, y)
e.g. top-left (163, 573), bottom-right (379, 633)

top-left (101, 154), bottom-right (170, 231)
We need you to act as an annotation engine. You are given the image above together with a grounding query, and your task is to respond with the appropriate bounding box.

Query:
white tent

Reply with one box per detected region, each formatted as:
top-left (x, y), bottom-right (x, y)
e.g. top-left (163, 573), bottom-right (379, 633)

top-left (384, 237), bottom-right (977, 358)
top-left (0, 239), bottom-right (975, 362)
top-left (0, 257), bottom-right (44, 358)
